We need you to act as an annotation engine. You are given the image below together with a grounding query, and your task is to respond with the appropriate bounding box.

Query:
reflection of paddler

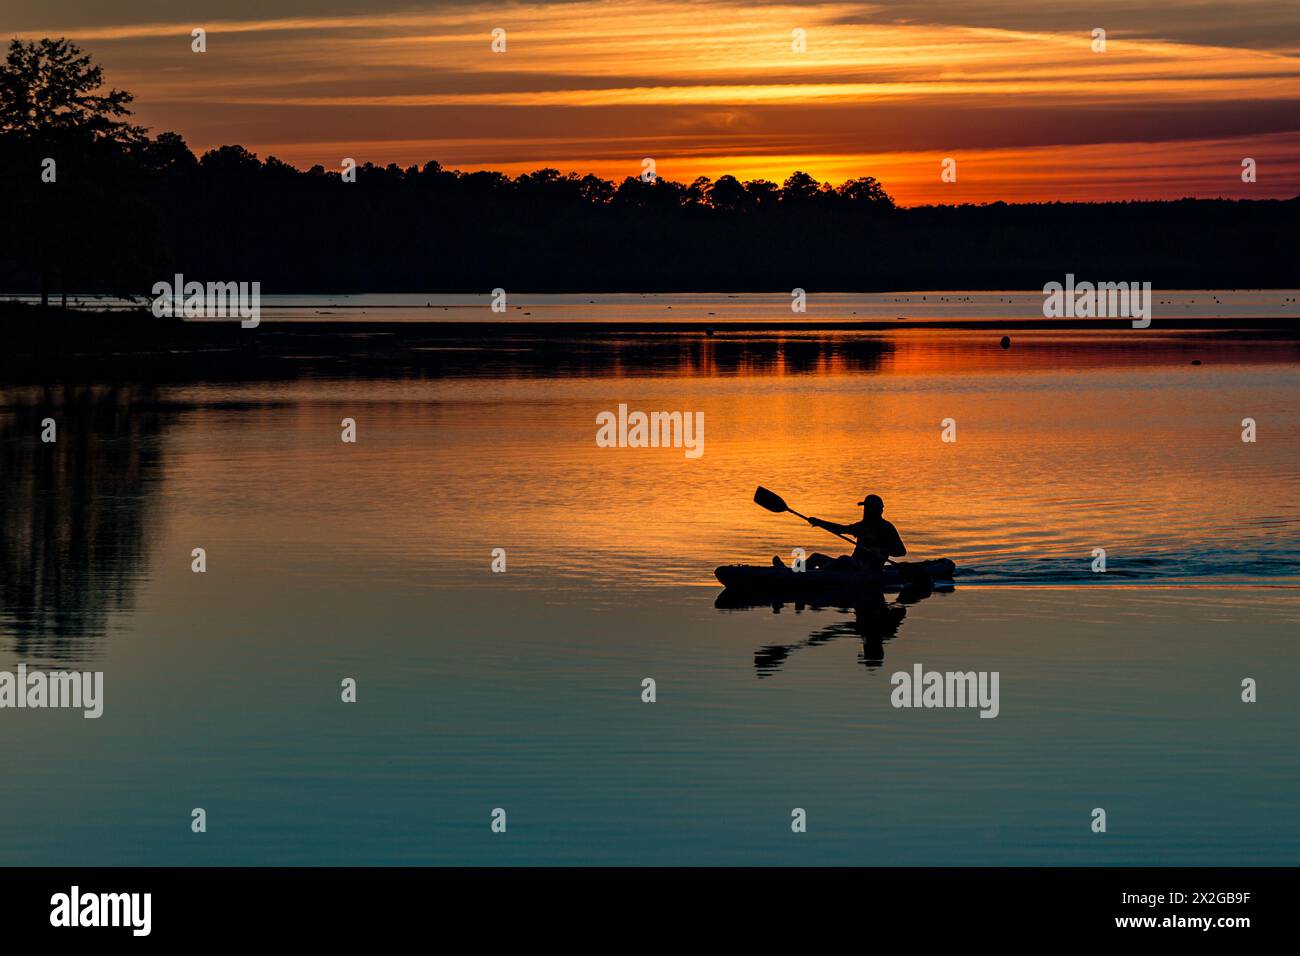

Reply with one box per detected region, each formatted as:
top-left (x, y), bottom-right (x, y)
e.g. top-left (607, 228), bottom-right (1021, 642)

top-left (752, 589), bottom-right (916, 678)
top-left (852, 592), bottom-right (908, 668)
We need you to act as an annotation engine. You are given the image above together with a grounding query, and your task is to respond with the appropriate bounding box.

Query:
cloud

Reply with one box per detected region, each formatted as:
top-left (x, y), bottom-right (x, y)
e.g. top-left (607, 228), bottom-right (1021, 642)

top-left (5, 0), bottom-right (1298, 202)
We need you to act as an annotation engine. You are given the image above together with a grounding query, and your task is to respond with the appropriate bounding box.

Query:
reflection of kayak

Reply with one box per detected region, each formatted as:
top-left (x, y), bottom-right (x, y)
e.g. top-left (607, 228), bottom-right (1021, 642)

top-left (714, 558), bottom-right (956, 594)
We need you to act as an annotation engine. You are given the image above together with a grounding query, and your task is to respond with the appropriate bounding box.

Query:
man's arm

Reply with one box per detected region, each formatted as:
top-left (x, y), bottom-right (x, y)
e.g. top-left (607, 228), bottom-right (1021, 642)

top-left (808, 517), bottom-right (856, 537)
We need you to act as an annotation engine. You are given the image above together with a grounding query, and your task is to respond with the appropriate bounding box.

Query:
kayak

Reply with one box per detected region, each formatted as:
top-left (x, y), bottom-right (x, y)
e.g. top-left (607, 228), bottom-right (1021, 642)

top-left (714, 558), bottom-right (956, 594)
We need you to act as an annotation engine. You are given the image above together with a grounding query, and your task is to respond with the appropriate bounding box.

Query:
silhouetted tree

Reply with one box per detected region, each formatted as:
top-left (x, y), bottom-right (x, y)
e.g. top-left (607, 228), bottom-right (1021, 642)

top-left (0, 38), bottom-right (143, 144)
top-left (137, 130), bottom-right (198, 175)
top-left (578, 173), bottom-right (614, 204)
top-left (781, 170), bottom-right (821, 203)
top-left (709, 174), bottom-right (747, 212)
top-left (745, 178), bottom-right (781, 209)
top-left (0, 38), bottom-right (154, 304)
top-left (838, 176), bottom-right (893, 208)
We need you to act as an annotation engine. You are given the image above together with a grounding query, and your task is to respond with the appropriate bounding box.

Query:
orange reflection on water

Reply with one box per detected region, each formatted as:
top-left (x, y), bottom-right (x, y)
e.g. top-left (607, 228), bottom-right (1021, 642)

top-left (144, 329), bottom-right (1300, 594)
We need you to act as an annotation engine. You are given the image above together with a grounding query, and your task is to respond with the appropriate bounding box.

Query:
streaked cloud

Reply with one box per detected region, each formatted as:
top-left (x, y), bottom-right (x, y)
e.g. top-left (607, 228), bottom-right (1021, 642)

top-left (5, 0), bottom-right (1298, 202)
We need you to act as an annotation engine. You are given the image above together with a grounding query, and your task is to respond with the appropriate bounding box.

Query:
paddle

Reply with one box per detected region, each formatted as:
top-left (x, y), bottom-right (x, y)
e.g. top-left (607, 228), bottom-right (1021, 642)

top-left (753, 486), bottom-right (857, 547)
top-left (753, 485), bottom-right (932, 586)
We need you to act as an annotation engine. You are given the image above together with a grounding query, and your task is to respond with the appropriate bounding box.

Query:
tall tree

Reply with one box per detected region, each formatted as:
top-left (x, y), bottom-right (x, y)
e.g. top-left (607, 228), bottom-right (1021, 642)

top-left (0, 37), bottom-right (143, 144)
top-left (0, 38), bottom-right (148, 305)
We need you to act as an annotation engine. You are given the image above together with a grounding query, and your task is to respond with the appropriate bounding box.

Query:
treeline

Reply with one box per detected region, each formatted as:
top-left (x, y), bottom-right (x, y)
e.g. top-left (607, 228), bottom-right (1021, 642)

top-left (1, 40), bottom-right (1296, 295)
top-left (3, 134), bottom-right (1295, 295)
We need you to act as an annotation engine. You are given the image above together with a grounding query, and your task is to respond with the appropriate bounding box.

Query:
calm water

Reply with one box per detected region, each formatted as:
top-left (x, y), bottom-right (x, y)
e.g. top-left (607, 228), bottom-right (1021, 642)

top-left (1, 322), bottom-right (1298, 864)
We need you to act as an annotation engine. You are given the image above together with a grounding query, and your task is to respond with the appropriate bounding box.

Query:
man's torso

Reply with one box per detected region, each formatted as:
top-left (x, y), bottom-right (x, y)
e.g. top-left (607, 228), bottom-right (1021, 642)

top-left (848, 518), bottom-right (898, 562)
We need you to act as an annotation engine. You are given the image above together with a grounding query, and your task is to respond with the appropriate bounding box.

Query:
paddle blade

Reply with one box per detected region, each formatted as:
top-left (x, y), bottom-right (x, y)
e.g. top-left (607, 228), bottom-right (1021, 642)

top-left (753, 486), bottom-right (789, 514)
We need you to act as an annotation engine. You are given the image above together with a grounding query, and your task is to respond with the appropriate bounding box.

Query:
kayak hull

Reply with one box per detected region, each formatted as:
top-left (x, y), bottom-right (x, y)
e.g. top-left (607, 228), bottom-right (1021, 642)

top-left (713, 558), bottom-right (956, 595)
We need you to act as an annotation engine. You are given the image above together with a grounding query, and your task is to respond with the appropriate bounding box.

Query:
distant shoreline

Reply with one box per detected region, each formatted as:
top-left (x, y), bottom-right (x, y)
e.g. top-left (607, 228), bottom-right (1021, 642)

top-left (2, 301), bottom-right (1298, 334)
top-left (2, 301), bottom-right (1295, 387)
top-left (143, 317), bottom-right (1300, 330)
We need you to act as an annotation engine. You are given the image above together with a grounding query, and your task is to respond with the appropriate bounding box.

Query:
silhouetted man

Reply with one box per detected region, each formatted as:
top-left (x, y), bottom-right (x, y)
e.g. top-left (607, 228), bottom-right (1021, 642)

top-left (775, 493), bottom-right (906, 572)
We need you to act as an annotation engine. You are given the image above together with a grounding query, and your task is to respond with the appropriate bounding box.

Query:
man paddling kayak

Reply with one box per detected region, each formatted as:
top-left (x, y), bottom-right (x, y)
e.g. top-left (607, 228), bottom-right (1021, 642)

top-left (773, 493), bottom-right (906, 572)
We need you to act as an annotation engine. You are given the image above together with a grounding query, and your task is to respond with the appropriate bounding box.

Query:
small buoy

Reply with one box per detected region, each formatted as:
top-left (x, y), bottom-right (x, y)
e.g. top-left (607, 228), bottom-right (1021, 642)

top-left (999, 335), bottom-right (1011, 349)
top-left (705, 326), bottom-right (715, 337)
top-left (1191, 359), bottom-right (1202, 365)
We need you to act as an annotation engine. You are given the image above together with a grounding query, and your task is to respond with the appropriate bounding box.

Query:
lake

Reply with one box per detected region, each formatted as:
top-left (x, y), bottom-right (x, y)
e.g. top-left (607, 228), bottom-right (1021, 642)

top-left (1, 315), bottom-right (1297, 864)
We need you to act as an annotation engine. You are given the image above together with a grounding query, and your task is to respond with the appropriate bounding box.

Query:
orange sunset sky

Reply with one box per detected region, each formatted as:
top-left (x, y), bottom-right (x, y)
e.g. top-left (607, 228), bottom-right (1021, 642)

top-left (6, 0), bottom-right (1300, 204)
